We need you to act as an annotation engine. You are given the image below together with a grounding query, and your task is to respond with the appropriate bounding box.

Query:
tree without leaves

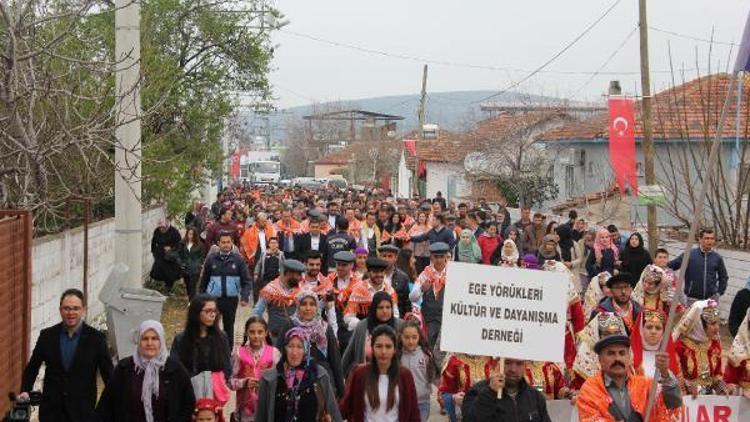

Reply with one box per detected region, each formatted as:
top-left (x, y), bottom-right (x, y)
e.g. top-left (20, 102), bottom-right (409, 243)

top-left (0, 0), bottom-right (278, 232)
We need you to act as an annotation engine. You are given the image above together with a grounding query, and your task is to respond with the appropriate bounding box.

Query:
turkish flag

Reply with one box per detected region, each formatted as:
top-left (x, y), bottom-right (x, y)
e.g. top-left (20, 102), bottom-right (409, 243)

top-left (230, 150), bottom-right (241, 180)
top-left (608, 97), bottom-right (638, 195)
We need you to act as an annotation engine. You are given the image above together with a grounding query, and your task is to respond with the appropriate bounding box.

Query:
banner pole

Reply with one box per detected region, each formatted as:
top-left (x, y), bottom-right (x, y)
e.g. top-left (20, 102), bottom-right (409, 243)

top-left (497, 358), bottom-right (505, 399)
top-left (642, 72), bottom-right (739, 422)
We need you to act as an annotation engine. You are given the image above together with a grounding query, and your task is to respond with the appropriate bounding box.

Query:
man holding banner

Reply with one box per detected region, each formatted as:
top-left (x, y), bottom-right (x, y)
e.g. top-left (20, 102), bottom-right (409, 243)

top-left (576, 331), bottom-right (682, 421)
top-left (461, 358), bottom-right (552, 421)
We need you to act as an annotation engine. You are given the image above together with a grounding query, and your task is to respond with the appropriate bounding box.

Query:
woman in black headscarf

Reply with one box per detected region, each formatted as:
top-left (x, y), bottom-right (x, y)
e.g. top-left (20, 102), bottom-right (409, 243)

top-left (341, 291), bottom-right (402, 377)
top-left (620, 232), bottom-right (652, 279)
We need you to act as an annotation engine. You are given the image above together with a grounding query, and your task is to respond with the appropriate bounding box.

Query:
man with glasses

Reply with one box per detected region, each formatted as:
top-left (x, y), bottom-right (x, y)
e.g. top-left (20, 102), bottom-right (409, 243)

top-left (20, 288), bottom-right (113, 421)
top-left (590, 272), bottom-right (642, 334)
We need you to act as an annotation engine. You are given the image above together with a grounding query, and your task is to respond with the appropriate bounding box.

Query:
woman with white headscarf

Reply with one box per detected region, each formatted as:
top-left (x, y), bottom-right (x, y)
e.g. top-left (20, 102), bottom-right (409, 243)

top-left (97, 320), bottom-right (195, 422)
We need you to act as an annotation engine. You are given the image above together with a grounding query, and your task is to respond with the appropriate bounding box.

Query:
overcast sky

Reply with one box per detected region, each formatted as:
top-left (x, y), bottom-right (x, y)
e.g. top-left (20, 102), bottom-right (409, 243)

top-left (268, 0), bottom-right (748, 109)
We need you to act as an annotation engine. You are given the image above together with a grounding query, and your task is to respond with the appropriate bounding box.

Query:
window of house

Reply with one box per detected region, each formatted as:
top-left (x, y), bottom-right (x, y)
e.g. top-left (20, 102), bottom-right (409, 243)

top-left (636, 162), bottom-right (644, 177)
top-left (587, 161), bottom-right (594, 178)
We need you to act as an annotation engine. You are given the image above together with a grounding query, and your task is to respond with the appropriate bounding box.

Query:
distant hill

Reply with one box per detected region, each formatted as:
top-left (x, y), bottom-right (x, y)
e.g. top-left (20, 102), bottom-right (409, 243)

top-left (246, 90), bottom-right (558, 143)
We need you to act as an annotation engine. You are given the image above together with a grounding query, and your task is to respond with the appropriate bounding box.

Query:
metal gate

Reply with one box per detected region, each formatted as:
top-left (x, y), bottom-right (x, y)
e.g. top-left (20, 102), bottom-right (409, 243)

top-left (0, 211), bottom-right (32, 416)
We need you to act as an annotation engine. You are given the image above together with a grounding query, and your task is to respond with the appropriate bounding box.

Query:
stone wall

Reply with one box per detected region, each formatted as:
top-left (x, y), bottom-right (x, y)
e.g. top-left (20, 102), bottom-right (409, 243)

top-left (30, 206), bottom-right (165, 347)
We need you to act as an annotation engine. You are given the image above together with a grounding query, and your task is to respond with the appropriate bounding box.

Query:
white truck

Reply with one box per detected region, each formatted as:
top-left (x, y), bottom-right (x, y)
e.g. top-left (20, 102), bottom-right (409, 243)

top-left (240, 150), bottom-right (281, 184)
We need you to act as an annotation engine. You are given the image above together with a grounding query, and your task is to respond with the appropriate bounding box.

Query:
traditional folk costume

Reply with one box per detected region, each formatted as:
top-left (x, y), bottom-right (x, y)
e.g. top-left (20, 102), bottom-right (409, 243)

top-left (544, 261), bottom-right (585, 370)
top-left (630, 309), bottom-right (680, 378)
top-left (344, 280), bottom-right (399, 329)
top-left (576, 370), bottom-right (678, 422)
top-left (583, 272), bottom-right (611, 319)
top-left (255, 277), bottom-right (301, 339)
top-left (632, 264), bottom-right (684, 315)
top-left (524, 361), bottom-right (569, 400)
top-left (315, 254), bottom-right (361, 350)
top-left (723, 309), bottom-right (750, 394)
top-left (439, 353), bottom-right (499, 422)
top-left (229, 343), bottom-right (281, 421)
top-left (672, 299), bottom-right (726, 395)
top-left (410, 262), bottom-right (447, 346)
top-left (571, 312), bottom-right (629, 390)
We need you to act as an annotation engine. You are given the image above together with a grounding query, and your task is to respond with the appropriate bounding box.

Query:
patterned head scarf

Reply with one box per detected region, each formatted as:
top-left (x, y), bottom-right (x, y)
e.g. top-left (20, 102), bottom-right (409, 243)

top-left (728, 309), bottom-right (750, 366)
top-left (594, 227), bottom-right (619, 259)
top-left (133, 320), bottom-right (169, 422)
top-left (290, 290), bottom-right (328, 358)
top-left (672, 299), bottom-right (719, 343)
top-left (499, 239), bottom-right (519, 266)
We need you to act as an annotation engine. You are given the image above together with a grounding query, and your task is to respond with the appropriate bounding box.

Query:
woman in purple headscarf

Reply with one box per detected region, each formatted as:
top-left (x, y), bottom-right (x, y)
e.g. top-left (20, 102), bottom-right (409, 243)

top-left (255, 327), bottom-right (342, 421)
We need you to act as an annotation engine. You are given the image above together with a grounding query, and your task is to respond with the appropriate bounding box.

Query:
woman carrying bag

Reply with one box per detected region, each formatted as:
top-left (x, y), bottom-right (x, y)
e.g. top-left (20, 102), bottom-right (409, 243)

top-left (170, 294), bottom-right (232, 403)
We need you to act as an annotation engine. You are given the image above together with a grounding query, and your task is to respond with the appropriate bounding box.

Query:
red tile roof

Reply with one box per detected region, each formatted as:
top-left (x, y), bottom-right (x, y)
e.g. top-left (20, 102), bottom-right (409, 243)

top-left (542, 73), bottom-right (750, 141)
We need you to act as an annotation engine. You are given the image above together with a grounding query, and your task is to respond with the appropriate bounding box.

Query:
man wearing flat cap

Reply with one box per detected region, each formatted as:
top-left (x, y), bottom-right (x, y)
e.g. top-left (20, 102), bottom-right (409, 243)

top-left (410, 242), bottom-right (451, 345)
top-left (252, 259), bottom-right (306, 343)
top-left (591, 272), bottom-right (643, 334)
top-left (320, 251), bottom-right (361, 350)
top-left (377, 244), bottom-right (412, 317)
top-left (344, 257), bottom-right (400, 332)
top-left (576, 314), bottom-right (682, 422)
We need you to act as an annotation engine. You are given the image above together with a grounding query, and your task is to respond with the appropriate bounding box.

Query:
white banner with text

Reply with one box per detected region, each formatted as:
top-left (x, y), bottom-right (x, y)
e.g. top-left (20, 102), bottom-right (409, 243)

top-left (547, 396), bottom-right (750, 422)
top-left (440, 262), bottom-right (568, 362)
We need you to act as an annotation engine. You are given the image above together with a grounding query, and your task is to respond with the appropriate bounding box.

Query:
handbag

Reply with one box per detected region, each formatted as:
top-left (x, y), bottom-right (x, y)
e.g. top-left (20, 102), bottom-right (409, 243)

top-left (190, 370), bottom-right (230, 406)
top-left (212, 371), bottom-right (231, 405)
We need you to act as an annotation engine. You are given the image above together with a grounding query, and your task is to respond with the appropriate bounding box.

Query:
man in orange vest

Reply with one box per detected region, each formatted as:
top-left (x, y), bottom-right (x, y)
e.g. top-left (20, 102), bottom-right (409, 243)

top-left (576, 325), bottom-right (682, 422)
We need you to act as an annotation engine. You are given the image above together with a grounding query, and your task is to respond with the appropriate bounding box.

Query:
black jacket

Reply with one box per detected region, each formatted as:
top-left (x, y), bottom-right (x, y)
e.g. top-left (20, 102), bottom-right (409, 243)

top-left (462, 379), bottom-right (551, 422)
top-left (325, 231), bottom-right (357, 269)
top-left (294, 232), bottom-right (327, 265)
top-left (96, 356), bottom-right (195, 422)
top-left (150, 226), bottom-right (183, 282)
top-left (729, 287), bottom-right (750, 337)
top-left (390, 268), bottom-right (413, 317)
top-left (21, 323), bottom-right (113, 422)
top-left (178, 241), bottom-right (206, 277)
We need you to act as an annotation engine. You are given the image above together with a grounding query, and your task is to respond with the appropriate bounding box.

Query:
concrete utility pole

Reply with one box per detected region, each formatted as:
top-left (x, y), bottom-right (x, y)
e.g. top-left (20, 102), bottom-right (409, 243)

top-left (638, 0), bottom-right (658, 253)
top-left (114, 0), bottom-right (143, 287)
top-left (413, 64), bottom-right (428, 196)
top-left (418, 64), bottom-right (428, 140)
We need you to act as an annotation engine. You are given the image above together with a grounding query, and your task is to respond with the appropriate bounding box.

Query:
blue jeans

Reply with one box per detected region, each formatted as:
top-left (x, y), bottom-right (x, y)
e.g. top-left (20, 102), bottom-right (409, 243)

top-left (418, 401), bottom-right (430, 422)
top-left (442, 392), bottom-right (458, 422)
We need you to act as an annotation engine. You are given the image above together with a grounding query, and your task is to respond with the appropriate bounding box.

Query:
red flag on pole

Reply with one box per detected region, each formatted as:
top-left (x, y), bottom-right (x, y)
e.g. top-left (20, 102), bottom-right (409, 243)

top-left (230, 150), bottom-right (241, 180)
top-left (608, 97), bottom-right (638, 195)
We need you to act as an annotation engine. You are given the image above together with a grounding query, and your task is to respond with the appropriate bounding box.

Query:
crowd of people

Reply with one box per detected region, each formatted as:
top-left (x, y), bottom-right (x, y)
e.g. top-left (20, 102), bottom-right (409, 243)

top-left (17, 183), bottom-right (750, 422)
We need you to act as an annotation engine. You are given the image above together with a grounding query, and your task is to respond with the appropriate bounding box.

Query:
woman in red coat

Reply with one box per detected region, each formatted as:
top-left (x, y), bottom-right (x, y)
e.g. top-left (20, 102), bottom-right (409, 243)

top-left (339, 325), bottom-right (420, 422)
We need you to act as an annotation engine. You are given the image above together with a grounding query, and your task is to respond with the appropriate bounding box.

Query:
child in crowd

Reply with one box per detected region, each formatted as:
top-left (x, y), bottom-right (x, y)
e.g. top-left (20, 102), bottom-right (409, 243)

top-left (193, 398), bottom-right (225, 422)
top-left (230, 317), bottom-right (281, 422)
top-left (398, 320), bottom-right (439, 422)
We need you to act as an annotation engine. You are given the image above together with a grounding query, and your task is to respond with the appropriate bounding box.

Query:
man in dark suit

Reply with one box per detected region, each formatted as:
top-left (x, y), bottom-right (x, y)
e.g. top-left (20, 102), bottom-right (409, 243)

top-left (295, 218), bottom-right (327, 272)
top-left (20, 288), bottom-right (113, 422)
top-left (378, 244), bottom-right (413, 318)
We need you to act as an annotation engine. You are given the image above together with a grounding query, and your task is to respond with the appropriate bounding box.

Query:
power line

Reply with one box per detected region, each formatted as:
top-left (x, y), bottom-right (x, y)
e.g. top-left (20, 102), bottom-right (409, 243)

top-left (650, 26), bottom-right (738, 47)
top-left (280, 26), bottom-right (719, 78)
top-left (474, 0), bottom-right (624, 104)
top-left (571, 26), bottom-right (639, 100)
